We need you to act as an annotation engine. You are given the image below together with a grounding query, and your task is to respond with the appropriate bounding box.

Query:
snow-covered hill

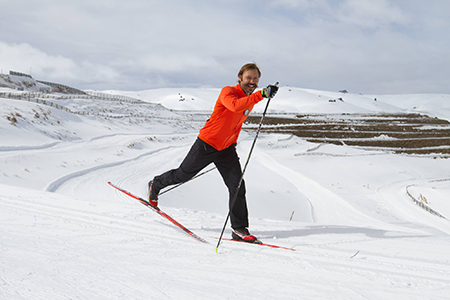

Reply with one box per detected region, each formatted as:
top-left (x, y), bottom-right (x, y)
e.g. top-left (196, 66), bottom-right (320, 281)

top-left (0, 72), bottom-right (51, 92)
top-left (1, 86), bottom-right (449, 299)
top-left (111, 86), bottom-right (450, 121)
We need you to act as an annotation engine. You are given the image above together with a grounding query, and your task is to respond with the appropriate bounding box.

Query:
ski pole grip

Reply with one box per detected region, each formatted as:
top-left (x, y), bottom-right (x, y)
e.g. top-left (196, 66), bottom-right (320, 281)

top-left (267, 82), bottom-right (279, 100)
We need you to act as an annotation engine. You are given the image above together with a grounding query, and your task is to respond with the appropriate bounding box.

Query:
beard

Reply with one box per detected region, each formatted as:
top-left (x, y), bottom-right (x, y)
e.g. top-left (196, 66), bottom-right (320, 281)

top-left (240, 81), bottom-right (258, 95)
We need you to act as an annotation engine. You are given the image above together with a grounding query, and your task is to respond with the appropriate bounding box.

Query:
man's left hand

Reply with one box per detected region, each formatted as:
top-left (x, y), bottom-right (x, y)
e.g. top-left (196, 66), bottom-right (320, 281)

top-left (262, 85), bottom-right (279, 98)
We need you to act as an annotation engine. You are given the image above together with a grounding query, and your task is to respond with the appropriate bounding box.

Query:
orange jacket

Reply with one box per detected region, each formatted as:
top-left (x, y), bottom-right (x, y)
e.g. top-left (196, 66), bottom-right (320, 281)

top-left (198, 84), bottom-right (264, 151)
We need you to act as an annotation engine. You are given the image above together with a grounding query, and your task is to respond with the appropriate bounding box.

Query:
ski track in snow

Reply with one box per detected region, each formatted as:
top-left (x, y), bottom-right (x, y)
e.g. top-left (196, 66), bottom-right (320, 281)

top-left (256, 143), bottom-right (450, 236)
top-left (2, 88), bottom-right (450, 299)
top-left (3, 133), bottom-right (450, 299)
top-left (376, 179), bottom-right (450, 235)
top-left (36, 133), bottom-right (450, 299)
top-left (45, 144), bottom-right (181, 193)
top-left (2, 186), bottom-right (450, 300)
top-left (0, 141), bottom-right (60, 152)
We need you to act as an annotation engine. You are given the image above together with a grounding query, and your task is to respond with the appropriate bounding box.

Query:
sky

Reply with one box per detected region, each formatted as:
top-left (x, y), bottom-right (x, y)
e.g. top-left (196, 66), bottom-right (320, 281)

top-left (1, 0), bottom-right (450, 94)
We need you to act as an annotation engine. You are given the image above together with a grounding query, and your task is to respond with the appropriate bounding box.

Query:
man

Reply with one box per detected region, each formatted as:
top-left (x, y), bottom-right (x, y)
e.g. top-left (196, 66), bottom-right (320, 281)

top-left (148, 63), bottom-right (278, 243)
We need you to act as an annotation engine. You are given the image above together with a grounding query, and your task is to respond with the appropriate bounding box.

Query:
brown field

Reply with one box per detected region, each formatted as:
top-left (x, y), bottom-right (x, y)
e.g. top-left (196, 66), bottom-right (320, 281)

top-left (245, 113), bottom-right (450, 156)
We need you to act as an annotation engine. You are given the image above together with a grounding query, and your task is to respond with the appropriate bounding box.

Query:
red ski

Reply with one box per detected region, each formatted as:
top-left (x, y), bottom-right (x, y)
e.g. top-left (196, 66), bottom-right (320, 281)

top-left (221, 238), bottom-right (296, 251)
top-left (108, 181), bottom-right (208, 244)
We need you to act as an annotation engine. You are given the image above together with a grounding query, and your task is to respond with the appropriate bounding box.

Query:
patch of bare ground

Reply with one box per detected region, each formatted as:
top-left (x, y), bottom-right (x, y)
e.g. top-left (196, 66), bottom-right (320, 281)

top-left (245, 113), bottom-right (450, 156)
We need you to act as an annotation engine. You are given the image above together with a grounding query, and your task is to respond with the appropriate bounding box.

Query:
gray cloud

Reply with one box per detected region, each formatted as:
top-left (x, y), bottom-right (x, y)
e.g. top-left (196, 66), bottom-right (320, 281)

top-left (1, 0), bottom-right (449, 94)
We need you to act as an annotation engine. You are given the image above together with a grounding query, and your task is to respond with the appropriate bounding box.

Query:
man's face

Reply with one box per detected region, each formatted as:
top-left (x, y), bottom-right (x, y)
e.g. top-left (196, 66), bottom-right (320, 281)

top-left (239, 69), bottom-right (260, 96)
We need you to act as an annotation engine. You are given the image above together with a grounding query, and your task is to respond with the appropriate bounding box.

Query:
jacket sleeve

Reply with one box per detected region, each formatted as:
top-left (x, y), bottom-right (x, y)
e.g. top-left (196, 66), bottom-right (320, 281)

top-left (219, 86), bottom-right (264, 113)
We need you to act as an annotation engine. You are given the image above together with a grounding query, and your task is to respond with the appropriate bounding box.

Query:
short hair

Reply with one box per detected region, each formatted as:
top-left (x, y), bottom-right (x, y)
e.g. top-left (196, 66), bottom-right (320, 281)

top-left (238, 63), bottom-right (261, 78)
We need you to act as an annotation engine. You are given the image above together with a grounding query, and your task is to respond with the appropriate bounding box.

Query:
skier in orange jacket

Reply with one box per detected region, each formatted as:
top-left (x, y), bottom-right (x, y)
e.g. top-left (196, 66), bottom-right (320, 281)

top-left (148, 63), bottom-right (278, 243)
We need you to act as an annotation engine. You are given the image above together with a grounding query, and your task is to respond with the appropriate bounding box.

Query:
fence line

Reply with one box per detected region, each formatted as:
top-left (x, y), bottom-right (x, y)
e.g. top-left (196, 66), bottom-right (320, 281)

top-left (405, 179), bottom-right (449, 219)
top-left (0, 90), bottom-right (145, 104)
top-left (0, 91), bottom-right (169, 119)
top-left (36, 80), bottom-right (86, 95)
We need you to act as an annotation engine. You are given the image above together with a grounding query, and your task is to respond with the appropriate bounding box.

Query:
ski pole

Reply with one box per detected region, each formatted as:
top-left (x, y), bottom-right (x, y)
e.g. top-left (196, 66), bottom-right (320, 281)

top-left (215, 82), bottom-right (279, 252)
top-left (159, 166), bottom-right (216, 196)
top-left (158, 140), bottom-right (248, 196)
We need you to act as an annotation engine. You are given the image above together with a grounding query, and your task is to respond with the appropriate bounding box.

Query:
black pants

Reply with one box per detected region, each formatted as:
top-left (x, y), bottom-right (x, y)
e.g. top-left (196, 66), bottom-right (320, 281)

top-left (152, 138), bottom-right (248, 229)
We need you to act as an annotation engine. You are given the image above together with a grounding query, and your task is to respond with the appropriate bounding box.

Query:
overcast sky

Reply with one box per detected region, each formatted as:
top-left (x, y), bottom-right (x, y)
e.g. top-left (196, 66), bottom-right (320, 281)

top-left (1, 0), bottom-right (449, 94)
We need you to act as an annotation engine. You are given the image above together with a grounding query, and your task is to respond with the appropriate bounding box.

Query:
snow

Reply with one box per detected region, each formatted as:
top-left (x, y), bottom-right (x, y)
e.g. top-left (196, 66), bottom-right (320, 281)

top-left (1, 86), bottom-right (450, 299)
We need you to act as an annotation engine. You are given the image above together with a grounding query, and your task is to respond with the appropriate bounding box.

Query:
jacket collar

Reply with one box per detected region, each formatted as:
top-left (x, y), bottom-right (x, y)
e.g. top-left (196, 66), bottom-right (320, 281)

top-left (235, 83), bottom-right (248, 97)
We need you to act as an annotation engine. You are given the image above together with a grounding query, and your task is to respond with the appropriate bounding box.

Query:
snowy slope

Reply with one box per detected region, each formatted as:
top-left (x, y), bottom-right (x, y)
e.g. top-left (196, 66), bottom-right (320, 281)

top-left (112, 86), bottom-right (450, 122)
top-left (1, 87), bottom-right (450, 299)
